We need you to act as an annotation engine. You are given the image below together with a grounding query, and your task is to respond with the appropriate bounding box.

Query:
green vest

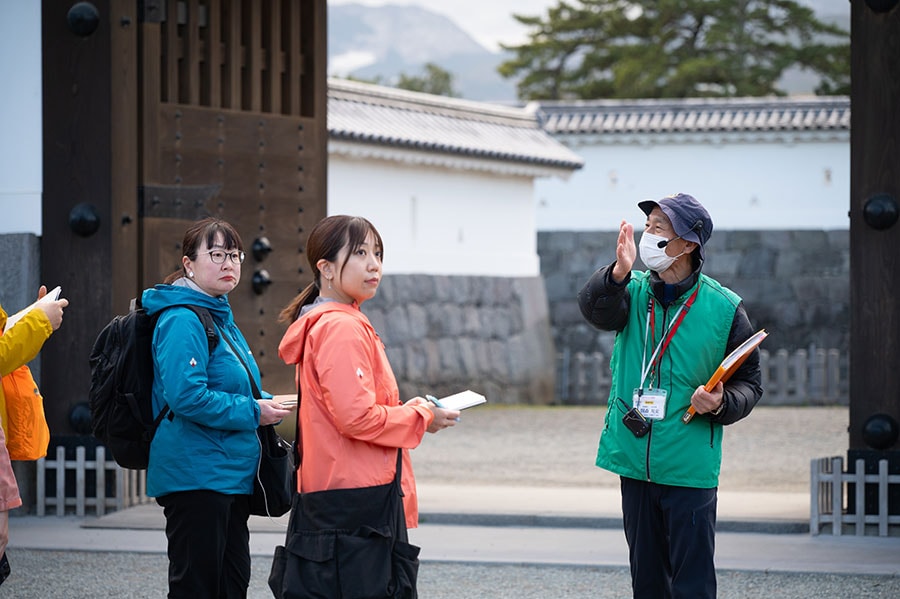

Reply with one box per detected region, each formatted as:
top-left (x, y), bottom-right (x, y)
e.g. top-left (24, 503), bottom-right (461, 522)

top-left (596, 271), bottom-right (741, 488)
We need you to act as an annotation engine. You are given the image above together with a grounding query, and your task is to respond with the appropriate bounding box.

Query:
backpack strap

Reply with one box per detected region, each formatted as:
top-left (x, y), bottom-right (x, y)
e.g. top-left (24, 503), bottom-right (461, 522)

top-left (185, 305), bottom-right (219, 354)
top-left (218, 330), bottom-right (262, 399)
top-left (154, 305), bottom-right (220, 424)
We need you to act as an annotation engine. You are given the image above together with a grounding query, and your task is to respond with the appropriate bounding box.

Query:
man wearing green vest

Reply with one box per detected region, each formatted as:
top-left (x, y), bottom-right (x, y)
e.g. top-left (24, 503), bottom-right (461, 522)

top-left (578, 193), bottom-right (763, 599)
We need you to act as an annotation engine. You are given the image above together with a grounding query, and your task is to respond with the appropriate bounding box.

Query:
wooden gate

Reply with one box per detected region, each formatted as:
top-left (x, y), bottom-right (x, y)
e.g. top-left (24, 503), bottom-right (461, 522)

top-left (40, 0), bottom-right (327, 436)
top-left (139, 0), bottom-right (326, 390)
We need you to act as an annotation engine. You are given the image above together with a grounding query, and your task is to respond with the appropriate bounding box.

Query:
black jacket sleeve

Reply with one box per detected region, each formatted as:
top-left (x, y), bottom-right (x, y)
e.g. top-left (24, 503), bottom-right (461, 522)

top-left (709, 302), bottom-right (764, 425)
top-left (577, 262), bottom-right (632, 332)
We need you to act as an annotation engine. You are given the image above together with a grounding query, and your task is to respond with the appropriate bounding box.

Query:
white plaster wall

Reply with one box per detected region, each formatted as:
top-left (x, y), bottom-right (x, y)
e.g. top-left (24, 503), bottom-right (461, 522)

top-left (329, 155), bottom-right (539, 276)
top-left (535, 136), bottom-right (850, 232)
top-left (0, 1), bottom-right (42, 235)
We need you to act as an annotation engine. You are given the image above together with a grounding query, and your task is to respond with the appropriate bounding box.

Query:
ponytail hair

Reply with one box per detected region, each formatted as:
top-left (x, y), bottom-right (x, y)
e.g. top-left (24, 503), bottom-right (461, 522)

top-left (279, 282), bottom-right (319, 323)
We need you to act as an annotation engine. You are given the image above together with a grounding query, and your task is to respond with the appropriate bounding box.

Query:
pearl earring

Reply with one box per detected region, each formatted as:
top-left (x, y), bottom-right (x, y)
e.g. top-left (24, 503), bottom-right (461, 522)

top-left (188, 271), bottom-right (194, 278)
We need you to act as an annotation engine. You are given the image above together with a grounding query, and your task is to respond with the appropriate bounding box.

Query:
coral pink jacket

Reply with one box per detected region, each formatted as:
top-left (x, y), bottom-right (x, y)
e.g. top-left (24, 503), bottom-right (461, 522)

top-left (278, 301), bottom-right (434, 528)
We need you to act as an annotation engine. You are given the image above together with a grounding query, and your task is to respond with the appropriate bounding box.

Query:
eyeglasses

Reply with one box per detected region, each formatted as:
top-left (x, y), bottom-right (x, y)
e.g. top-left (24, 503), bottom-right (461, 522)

top-left (205, 250), bottom-right (245, 265)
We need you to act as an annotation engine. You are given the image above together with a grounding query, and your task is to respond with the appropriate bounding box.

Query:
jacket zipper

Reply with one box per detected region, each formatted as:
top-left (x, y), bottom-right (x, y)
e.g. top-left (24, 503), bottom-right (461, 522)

top-left (645, 423), bottom-right (653, 481)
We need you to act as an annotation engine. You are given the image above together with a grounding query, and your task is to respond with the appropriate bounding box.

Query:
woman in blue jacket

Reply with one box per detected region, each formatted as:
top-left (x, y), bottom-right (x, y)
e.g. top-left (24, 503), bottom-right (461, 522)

top-left (142, 217), bottom-right (291, 598)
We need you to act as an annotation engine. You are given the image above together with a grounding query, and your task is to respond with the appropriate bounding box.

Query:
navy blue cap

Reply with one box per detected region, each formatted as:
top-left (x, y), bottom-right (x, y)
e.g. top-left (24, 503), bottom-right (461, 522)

top-left (638, 193), bottom-right (713, 259)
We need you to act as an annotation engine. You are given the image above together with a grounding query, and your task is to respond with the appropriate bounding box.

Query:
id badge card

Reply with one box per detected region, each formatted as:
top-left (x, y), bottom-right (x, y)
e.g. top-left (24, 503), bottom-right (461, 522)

top-left (633, 388), bottom-right (668, 420)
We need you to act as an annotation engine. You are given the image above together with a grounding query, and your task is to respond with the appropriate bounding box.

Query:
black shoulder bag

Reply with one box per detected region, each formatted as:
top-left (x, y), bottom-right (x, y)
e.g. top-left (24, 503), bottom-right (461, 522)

top-left (219, 331), bottom-right (294, 518)
top-left (267, 413), bottom-right (420, 598)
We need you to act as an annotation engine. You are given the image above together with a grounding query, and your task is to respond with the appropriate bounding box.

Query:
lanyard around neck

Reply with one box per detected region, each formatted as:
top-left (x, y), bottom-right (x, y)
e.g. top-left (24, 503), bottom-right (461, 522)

top-left (639, 286), bottom-right (700, 388)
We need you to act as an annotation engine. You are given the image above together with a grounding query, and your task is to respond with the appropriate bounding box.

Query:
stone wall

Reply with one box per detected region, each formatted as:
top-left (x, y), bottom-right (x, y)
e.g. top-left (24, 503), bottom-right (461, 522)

top-left (539, 230), bottom-right (850, 404)
top-left (362, 274), bottom-right (557, 405)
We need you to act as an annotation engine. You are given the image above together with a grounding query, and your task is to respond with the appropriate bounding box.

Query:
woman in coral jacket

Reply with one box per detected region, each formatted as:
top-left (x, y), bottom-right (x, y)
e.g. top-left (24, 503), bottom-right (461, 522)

top-left (278, 215), bottom-right (459, 531)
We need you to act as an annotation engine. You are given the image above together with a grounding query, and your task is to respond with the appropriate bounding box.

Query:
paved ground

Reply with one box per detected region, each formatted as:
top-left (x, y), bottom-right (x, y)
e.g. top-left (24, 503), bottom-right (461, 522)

top-left (6, 405), bottom-right (900, 597)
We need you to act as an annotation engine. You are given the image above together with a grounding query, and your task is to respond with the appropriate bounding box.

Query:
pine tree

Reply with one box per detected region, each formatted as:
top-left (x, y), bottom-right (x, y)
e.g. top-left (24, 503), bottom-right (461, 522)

top-left (499, 0), bottom-right (849, 100)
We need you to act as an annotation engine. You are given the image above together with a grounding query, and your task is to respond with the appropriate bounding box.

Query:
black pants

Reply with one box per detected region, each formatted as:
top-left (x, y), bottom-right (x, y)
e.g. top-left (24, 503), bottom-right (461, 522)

top-left (620, 477), bottom-right (717, 599)
top-left (157, 490), bottom-right (252, 599)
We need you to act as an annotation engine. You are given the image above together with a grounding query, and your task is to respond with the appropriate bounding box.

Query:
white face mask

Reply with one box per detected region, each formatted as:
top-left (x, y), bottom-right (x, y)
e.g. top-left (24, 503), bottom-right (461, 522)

top-left (639, 232), bottom-right (682, 272)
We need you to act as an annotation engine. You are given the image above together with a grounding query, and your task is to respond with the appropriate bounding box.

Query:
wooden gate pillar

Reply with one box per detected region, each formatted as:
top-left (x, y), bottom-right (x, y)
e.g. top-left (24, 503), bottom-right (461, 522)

top-left (41, 0), bottom-right (138, 437)
top-left (848, 0), bottom-right (900, 510)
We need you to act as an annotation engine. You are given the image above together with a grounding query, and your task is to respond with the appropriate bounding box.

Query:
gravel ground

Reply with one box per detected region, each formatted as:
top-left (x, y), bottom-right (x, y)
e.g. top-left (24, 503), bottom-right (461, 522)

top-left (410, 405), bottom-right (850, 493)
top-left (5, 549), bottom-right (899, 598)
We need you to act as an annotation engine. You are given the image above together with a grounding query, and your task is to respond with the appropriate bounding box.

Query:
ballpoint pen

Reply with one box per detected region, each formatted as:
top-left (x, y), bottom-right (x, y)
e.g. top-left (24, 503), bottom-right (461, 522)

top-left (425, 395), bottom-right (445, 408)
top-left (426, 395), bottom-right (459, 421)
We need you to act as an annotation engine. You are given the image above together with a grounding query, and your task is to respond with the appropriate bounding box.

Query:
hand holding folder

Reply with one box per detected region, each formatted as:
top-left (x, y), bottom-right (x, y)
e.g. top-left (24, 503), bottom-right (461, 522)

top-left (681, 329), bottom-right (767, 424)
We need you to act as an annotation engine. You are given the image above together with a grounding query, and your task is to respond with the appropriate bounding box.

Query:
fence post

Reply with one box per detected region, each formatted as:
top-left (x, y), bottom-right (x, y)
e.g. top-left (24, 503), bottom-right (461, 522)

top-left (809, 349), bottom-right (826, 404)
top-left (95, 446), bottom-right (107, 517)
top-left (75, 446), bottom-right (86, 517)
top-left (831, 456), bottom-right (843, 536)
top-left (854, 458), bottom-right (866, 536)
top-left (810, 458), bottom-right (820, 535)
top-left (557, 349), bottom-right (570, 404)
top-left (792, 349), bottom-right (808, 403)
top-left (36, 457), bottom-right (46, 517)
top-left (773, 349), bottom-right (789, 404)
top-left (115, 467), bottom-right (126, 512)
top-left (826, 349), bottom-right (841, 403)
top-left (758, 349), bottom-right (770, 395)
top-left (878, 459), bottom-right (889, 537)
top-left (55, 445), bottom-right (65, 517)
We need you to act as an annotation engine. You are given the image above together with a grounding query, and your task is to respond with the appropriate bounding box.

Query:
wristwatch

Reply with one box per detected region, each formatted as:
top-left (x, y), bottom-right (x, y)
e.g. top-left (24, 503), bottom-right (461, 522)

top-left (710, 401), bottom-right (726, 417)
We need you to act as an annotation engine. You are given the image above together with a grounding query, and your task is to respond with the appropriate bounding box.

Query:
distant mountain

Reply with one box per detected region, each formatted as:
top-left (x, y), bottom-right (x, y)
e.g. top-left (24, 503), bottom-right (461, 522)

top-left (328, 2), bottom-right (850, 103)
top-left (328, 3), bottom-right (518, 102)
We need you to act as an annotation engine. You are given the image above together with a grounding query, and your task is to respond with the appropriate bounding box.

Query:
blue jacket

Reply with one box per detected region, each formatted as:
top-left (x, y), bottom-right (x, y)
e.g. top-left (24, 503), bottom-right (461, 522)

top-left (142, 284), bottom-right (263, 497)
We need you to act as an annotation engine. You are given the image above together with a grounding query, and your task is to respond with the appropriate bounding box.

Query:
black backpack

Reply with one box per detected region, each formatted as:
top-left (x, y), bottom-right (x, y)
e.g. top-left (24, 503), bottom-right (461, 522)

top-left (88, 300), bottom-right (218, 470)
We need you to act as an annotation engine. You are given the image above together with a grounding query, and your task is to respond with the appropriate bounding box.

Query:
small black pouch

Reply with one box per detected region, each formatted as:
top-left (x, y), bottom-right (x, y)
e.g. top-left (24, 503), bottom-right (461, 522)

top-left (622, 407), bottom-right (650, 438)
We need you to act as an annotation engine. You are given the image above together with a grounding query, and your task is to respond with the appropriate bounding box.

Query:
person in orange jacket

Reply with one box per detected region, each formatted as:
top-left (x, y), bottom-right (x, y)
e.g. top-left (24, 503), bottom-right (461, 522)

top-left (0, 286), bottom-right (68, 579)
top-left (278, 215), bottom-right (459, 532)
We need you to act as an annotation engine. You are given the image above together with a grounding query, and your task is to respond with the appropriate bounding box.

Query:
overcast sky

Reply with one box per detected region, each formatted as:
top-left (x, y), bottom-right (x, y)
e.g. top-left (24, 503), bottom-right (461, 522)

top-left (327, 0), bottom-right (557, 51)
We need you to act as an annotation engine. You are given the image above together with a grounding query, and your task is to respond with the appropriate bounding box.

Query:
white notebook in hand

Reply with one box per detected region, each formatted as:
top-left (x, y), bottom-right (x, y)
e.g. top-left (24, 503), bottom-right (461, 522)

top-left (432, 390), bottom-right (487, 411)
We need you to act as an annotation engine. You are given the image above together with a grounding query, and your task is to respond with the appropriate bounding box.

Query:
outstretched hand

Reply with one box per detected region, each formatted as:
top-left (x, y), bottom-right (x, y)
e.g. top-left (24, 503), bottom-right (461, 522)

top-left (611, 220), bottom-right (636, 283)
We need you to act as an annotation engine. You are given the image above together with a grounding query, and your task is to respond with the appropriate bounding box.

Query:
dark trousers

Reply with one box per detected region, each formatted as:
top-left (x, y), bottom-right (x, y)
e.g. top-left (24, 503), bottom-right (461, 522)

top-left (157, 490), bottom-right (252, 599)
top-left (620, 477), bottom-right (717, 599)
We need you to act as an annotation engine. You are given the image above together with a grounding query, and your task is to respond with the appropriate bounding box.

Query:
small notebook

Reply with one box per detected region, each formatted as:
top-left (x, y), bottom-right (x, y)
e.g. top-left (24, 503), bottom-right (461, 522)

top-left (435, 390), bottom-right (487, 410)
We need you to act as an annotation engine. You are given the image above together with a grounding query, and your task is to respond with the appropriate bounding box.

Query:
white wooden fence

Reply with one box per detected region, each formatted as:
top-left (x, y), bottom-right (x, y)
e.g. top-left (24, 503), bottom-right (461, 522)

top-left (810, 456), bottom-right (900, 537)
top-left (557, 347), bottom-right (848, 405)
top-left (36, 445), bottom-right (151, 516)
top-left (763, 348), bottom-right (845, 405)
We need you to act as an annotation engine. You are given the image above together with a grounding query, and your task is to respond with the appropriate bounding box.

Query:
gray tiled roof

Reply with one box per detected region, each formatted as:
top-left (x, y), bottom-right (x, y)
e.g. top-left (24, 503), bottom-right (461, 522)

top-left (530, 96), bottom-right (849, 136)
top-left (328, 78), bottom-right (584, 170)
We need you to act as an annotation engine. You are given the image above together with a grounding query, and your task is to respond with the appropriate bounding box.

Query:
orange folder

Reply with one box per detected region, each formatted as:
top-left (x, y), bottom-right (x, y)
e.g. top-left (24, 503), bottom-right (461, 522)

top-left (681, 329), bottom-right (768, 424)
